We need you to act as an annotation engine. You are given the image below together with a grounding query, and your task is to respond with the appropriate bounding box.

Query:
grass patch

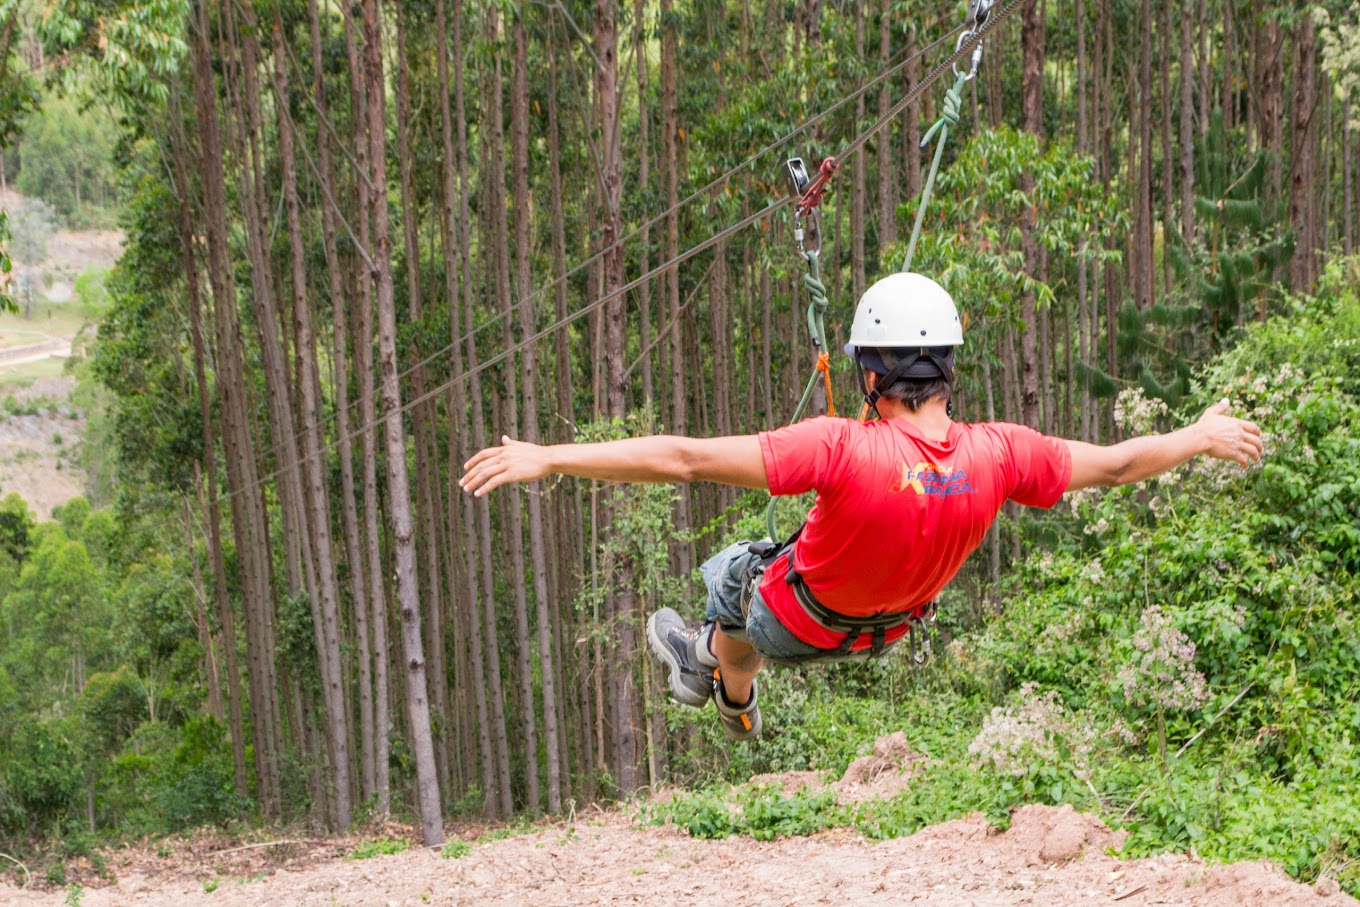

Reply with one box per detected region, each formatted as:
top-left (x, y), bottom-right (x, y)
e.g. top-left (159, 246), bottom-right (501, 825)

top-left (345, 837), bottom-right (409, 860)
top-left (0, 357), bottom-right (68, 386)
top-left (439, 840), bottom-right (472, 859)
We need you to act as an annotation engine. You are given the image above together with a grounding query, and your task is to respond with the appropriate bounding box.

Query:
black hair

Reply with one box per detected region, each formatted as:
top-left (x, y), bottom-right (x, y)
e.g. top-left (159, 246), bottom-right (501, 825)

top-left (858, 346), bottom-right (954, 411)
top-left (873, 375), bottom-right (952, 411)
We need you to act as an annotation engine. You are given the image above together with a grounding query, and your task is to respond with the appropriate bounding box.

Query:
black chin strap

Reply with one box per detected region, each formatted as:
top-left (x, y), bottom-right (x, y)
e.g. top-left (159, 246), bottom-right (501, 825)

top-left (861, 347), bottom-right (956, 416)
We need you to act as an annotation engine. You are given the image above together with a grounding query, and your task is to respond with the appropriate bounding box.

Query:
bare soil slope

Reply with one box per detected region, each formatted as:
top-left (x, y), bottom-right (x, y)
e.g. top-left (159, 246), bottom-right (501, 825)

top-left (0, 376), bottom-right (83, 518)
top-left (1, 804), bottom-right (1351, 907)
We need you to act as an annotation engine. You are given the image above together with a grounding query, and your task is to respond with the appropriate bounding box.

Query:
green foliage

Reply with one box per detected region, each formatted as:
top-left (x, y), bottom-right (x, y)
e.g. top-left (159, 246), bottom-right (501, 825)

top-left (346, 837), bottom-right (410, 860)
top-left (647, 783), bottom-right (842, 841)
top-left (73, 267), bottom-right (111, 319)
top-left (0, 209), bottom-right (15, 314)
top-left (102, 717), bottom-right (245, 835)
top-left (650, 268), bottom-right (1360, 895)
top-left (15, 97), bottom-right (120, 225)
top-left (1170, 109), bottom-right (1292, 340)
top-left (0, 720), bottom-right (83, 837)
top-left (6, 198), bottom-right (59, 264)
top-left (39, 0), bottom-right (190, 111)
top-left (439, 839), bottom-right (472, 859)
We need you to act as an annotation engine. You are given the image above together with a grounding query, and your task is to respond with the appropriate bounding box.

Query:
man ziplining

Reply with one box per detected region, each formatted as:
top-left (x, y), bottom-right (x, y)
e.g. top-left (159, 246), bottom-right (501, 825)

top-left (459, 272), bottom-right (1263, 741)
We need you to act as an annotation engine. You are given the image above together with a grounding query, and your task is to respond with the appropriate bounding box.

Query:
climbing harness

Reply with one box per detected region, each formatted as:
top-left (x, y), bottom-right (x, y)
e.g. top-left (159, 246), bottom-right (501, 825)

top-left (758, 0), bottom-right (1019, 665)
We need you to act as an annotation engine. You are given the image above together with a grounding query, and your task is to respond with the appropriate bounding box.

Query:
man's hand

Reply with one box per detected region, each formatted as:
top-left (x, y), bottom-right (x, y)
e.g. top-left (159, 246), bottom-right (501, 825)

top-left (460, 436), bottom-right (552, 497)
top-left (1066, 399), bottom-right (1263, 490)
top-left (1194, 399), bottom-right (1263, 466)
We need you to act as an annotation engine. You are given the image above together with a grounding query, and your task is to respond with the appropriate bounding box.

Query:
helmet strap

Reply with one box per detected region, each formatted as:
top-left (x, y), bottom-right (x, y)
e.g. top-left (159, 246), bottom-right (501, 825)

top-left (856, 347), bottom-right (955, 418)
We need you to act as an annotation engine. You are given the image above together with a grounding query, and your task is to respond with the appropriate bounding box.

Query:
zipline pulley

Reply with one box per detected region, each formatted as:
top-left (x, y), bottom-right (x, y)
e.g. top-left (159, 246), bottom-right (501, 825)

top-left (953, 0), bottom-right (994, 81)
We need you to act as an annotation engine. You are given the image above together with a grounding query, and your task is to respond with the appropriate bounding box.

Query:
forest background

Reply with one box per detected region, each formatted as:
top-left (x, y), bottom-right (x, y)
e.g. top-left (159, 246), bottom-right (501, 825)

top-left (0, 0), bottom-right (1358, 895)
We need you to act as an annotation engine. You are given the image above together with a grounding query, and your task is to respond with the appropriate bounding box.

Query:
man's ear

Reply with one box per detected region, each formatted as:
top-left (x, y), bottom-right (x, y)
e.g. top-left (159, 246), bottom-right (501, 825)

top-left (864, 370), bottom-right (879, 392)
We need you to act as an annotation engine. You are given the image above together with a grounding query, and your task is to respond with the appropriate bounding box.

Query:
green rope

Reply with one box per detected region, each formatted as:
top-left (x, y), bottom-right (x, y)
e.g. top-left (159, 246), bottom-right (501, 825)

top-left (902, 72), bottom-right (966, 274)
top-left (763, 74), bottom-right (967, 542)
top-left (765, 250), bottom-right (831, 541)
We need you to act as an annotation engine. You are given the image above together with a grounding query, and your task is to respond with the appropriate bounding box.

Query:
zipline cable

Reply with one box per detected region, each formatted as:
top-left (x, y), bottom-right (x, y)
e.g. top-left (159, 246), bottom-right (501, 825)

top-left (219, 9), bottom-right (1018, 507)
top-left (224, 199), bottom-right (787, 505)
top-left (247, 17), bottom-right (967, 474)
top-left (764, 0), bottom-right (1025, 540)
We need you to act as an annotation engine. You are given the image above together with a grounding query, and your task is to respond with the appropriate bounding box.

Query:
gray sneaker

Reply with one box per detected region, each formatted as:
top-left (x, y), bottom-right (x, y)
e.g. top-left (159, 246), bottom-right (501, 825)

top-left (646, 608), bottom-right (717, 708)
top-left (713, 673), bottom-right (762, 741)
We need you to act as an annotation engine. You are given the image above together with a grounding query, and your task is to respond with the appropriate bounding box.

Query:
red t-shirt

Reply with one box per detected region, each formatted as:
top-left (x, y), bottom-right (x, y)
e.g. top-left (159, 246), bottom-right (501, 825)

top-left (756, 417), bottom-right (1072, 651)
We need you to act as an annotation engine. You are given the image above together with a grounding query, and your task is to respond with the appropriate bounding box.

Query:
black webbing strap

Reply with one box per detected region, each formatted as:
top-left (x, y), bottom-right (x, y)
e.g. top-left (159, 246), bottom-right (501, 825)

top-left (863, 346), bottom-right (956, 410)
top-left (783, 547), bottom-right (914, 657)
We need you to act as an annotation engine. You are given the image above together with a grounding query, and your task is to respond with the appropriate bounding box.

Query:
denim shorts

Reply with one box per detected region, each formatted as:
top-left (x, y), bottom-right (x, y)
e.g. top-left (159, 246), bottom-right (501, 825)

top-left (701, 541), bottom-right (891, 666)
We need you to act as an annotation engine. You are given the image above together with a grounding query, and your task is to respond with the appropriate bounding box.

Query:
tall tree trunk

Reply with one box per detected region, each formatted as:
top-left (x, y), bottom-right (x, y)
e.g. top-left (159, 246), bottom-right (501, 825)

top-left (547, 33), bottom-right (576, 441)
top-left (189, 0), bottom-right (281, 817)
top-left (877, 0), bottom-right (897, 251)
top-left (170, 102), bottom-right (247, 797)
top-left (634, 0), bottom-right (654, 405)
top-left (902, 24), bottom-right (921, 200)
top-left (595, 0), bottom-right (639, 795)
top-left (659, 0), bottom-right (693, 576)
top-left (1159, 0), bottom-right (1174, 296)
top-left (484, 4), bottom-right (541, 814)
top-left (1019, 0), bottom-right (1045, 428)
top-left (1135, 0), bottom-right (1154, 307)
top-left (455, 0), bottom-right (513, 819)
top-left (361, 0), bottom-right (443, 845)
top-left (1287, 13), bottom-right (1318, 291)
top-left (851, 1), bottom-right (867, 300)
top-left (394, 4), bottom-right (453, 800)
top-left (1179, 0), bottom-right (1195, 242)
top-left (1258, 15), bottom-right (1284, 206)
top-left (342, 0), bottom-right (392, 817)
top-left (434, 0), bottom-right (498, 819)
top-left (306, 0), bottom-right (374, 805)
top-left (511, 9), bottom-right (563, 815)
top-left (270, 17), bottom-right (353, 829)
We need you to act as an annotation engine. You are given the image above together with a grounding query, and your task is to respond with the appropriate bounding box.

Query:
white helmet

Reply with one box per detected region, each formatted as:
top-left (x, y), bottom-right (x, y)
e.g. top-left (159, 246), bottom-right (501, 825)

top-left (844, 272), bottom-right (964, 354)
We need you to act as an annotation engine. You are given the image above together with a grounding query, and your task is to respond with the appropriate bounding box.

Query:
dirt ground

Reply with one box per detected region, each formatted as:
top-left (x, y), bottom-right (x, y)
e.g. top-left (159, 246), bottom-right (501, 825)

top-left (0, 376), bottom-right (84, 518)
top-left (0, 804), bottom-right (1350, 907)
top-left (0, 736), bottom-right (1351, 907)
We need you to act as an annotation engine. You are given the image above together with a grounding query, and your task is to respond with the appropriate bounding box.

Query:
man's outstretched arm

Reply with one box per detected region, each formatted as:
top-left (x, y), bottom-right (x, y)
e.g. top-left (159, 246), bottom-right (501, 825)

top-left (1064, 400), bottom-right (1263, 491)
top-left (460, 434), bottom-right (768, 497)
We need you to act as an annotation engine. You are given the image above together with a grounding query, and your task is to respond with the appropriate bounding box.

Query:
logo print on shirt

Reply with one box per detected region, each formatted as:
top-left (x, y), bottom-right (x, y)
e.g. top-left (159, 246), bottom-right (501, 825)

top-left (890, 461), bottom-right (977, 497)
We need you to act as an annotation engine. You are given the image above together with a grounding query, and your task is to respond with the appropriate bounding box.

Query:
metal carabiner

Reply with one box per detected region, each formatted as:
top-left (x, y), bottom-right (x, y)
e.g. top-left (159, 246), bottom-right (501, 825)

top-left (906, 602), bottom-right (937, 665)
top-left (953, 0), bottom-right (994, 82)
top-left (793, 208), bottom-right (822, 258)
top-left (952, 29), bottom-right (985, 82)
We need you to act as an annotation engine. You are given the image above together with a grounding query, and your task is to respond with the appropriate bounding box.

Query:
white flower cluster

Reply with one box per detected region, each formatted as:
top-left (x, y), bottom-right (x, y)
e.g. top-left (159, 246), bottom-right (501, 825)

top-left (1114, 387), bottom-right (1169, 435)
top-left (968, 683), bottom-right (1092, 778)
top-left (1117, 605), bottom-right (1210, 712)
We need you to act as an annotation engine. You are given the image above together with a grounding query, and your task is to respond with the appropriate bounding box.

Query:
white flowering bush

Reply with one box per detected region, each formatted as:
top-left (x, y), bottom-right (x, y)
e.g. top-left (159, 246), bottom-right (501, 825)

top-left (1118, 606), bottom-right (1210, 712)
top-left (1114, 386), bottom-right (1169, 434)
top-left (968, 683), bottom-right (1092, 781)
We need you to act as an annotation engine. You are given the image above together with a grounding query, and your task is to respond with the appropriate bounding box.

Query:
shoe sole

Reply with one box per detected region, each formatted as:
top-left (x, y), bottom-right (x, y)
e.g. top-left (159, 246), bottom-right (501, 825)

top-left (645, 610), bottom-right (712, 708)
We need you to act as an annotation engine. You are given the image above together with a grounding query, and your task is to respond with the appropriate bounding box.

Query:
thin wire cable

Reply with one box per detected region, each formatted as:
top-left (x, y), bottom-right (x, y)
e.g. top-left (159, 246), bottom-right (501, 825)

top-left (833, 0), bottom-right (1024, 164)
top-left (219, 12), bottom-right (999, 506)
top-left (242, 16), bottom-right (966, 473)
top-left (226, 198), bottom-right (788, 504)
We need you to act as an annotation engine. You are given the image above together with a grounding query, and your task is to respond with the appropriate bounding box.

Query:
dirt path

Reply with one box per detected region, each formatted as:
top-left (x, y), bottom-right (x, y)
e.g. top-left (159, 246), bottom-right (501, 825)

top-left (0, 804), bottom-right (1350, 907)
